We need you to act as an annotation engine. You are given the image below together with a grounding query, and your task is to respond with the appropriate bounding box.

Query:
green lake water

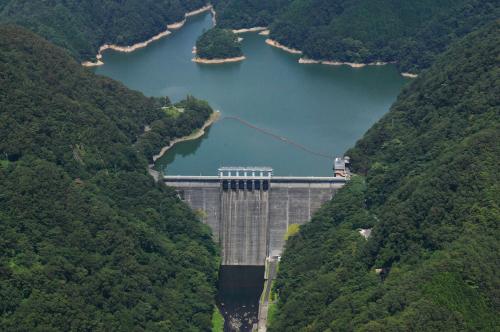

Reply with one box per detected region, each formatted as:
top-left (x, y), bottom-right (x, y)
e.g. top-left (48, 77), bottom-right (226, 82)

top-left (95, 12), bottom-right (408, 176)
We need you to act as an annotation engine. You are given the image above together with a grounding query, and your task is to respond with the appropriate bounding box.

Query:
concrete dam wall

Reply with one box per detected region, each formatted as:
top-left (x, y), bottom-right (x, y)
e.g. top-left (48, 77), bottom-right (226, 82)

top-left (220, 188), bottom-right (269, 265)
top-left (165, 168), bottom-right (348, 265)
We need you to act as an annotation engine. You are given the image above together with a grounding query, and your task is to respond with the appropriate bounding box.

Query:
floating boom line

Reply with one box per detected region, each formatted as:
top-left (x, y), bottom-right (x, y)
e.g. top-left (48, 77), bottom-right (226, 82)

top-left (223, 116), bottom-right (335, 160)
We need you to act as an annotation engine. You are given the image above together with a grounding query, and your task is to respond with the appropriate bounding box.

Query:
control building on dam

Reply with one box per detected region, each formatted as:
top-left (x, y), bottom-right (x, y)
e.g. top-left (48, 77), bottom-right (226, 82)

top-left (164, 158), bottom-right (350, 266)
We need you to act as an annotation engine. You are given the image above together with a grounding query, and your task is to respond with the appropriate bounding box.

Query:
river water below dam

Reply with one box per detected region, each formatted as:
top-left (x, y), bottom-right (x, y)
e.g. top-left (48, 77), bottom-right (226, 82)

top-left (94, 10), bottom-right (407, 331)
top-left (217, 266), bottom-right (264, 331)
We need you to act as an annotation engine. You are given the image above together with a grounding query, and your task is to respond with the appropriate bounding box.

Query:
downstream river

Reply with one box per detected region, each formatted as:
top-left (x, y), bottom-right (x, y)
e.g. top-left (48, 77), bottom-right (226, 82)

top-left (95, 11), bottom-right (407, 332)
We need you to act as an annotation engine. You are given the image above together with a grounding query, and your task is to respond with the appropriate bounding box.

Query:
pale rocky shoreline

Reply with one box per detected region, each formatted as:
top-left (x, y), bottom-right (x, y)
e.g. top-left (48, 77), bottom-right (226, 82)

top-left (401, 72), bottom-right (418, 78)
top-left (82, 30), bottom-right (173, 67)
top-left (299, 57), bottom-right (388, 68)
top-left (265, 39), bottom-right (303, 54)
top-left (82, 4), bottom-right (213, 67)
top-left (299, 57), bottom-right (417, 77)
top-left (82, 3), bottom-right (420, 76)
top-left (210, 6), bottom-right (217, 25)
top-left (167, 20), bottom-right (186, 30)
top-left (263, 38), bottom-right (417, 78)
top-left (186, 5), bottom-right (213, 17)
top-left (232, 27), bottom-right (268, 34)
top-left (192, 56), bottom-right (246, 64)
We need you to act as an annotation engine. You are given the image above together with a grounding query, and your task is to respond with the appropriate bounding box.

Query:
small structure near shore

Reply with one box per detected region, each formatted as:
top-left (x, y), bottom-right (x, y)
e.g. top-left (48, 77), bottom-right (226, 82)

top-left (334, 156), bottom-right (351, 178)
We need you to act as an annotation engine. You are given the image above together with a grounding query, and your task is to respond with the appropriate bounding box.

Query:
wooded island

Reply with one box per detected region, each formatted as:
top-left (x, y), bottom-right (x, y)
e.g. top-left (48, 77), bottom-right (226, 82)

top-left (194, 28), bottom-right (245, 63)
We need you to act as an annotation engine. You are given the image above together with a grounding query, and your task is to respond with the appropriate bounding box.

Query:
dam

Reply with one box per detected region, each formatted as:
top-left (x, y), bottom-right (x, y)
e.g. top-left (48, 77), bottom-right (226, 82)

top-left (164, 158), bottom-right (350, 266)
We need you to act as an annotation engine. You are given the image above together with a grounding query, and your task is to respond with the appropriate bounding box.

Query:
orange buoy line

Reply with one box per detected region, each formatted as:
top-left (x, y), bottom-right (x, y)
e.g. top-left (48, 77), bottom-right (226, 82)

top-left (223, 116), bottom-right (334, 160)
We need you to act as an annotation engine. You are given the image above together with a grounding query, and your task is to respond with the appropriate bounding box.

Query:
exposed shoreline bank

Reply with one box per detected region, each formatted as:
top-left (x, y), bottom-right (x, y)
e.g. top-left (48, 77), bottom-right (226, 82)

top-left (265, 38), bottom-right (303, 54)
top-left (192, 56), bottom-right (246, 64)
top-left (299, 57), bottom-right (389, 68)
top-left (82, 5), bottom-right (420, 80)
top-left (167, 20), bottom-right (186, 30)
top-left (152, 110), bottom-right (220, 163)
top-left (233, 27), bottom-right (268, 34)
top-left (82, 30), bottom-right (173, 67)
top-left (82, 4), bottom-right (213, 67)
top-left (401, 72), bottom-right (418, 78)
top-left (210, 7), bottom-right (217, 26)
top-left (299, 57), bottom-right (417, 78)
top-left (264, 38), bottom-right (417, 78)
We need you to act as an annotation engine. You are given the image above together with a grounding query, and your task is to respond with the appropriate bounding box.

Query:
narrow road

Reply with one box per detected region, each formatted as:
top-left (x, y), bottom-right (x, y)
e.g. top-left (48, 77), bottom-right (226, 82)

top-left (257, 258), bottom-right (278, 332)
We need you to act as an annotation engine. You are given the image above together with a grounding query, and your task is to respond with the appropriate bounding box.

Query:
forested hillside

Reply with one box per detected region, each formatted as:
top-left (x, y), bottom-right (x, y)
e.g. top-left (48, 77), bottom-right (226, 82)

top-left (0, 0), bottom-right (207, 61)
top-left (214, 0), bottom-right (499, 73)
top-left (0, 25), bottom-right (218, 331)
top-left (213, 0), bottom-right (291, 29)
top-left (269, 21), bottom-right (499, 331)
top-left (3, 0), bottom-right (497, 73)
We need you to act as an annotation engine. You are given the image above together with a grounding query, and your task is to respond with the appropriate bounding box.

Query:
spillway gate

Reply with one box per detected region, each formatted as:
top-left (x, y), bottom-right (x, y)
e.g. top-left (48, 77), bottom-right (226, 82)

top-left (164, 165), bottom-right (349, 266)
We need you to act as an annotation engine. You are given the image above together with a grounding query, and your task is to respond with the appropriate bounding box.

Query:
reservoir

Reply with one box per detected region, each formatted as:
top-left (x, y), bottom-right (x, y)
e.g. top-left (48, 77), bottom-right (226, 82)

top-left (94, 11), bottom-right (407, 331)
top-left (95, 12), bottom-right (408, 176)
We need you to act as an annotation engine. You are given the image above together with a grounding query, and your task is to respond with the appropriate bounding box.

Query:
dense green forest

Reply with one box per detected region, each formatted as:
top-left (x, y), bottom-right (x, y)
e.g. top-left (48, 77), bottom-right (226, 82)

top-left (2, 0), bottom-right (497, 72)
top-left (212, 0), bottom-right (291, 29)
top-left (0, 25), bottom-right (218, 331)
top-left (1, 1), bottom-right (499, 330)
top-left (0, 0), bottom-right (207, 61)
top-left (213, 0), bottom-right (499, 73)
top-left (195, 28), bottom-right (243, 59)
top-left (269, 21), bottom-right (499, 331)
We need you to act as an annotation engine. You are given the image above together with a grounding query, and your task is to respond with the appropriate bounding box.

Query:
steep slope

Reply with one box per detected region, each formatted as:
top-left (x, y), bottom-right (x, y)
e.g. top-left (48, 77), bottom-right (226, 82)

top-left (269, 22), bottom-right (499, 331)
top-left (214, 0), bottom-right (499, 73)
top-left (0, 0), bottom-right (207, 60)
top-left (0, 25), bottom-right (218, 331)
